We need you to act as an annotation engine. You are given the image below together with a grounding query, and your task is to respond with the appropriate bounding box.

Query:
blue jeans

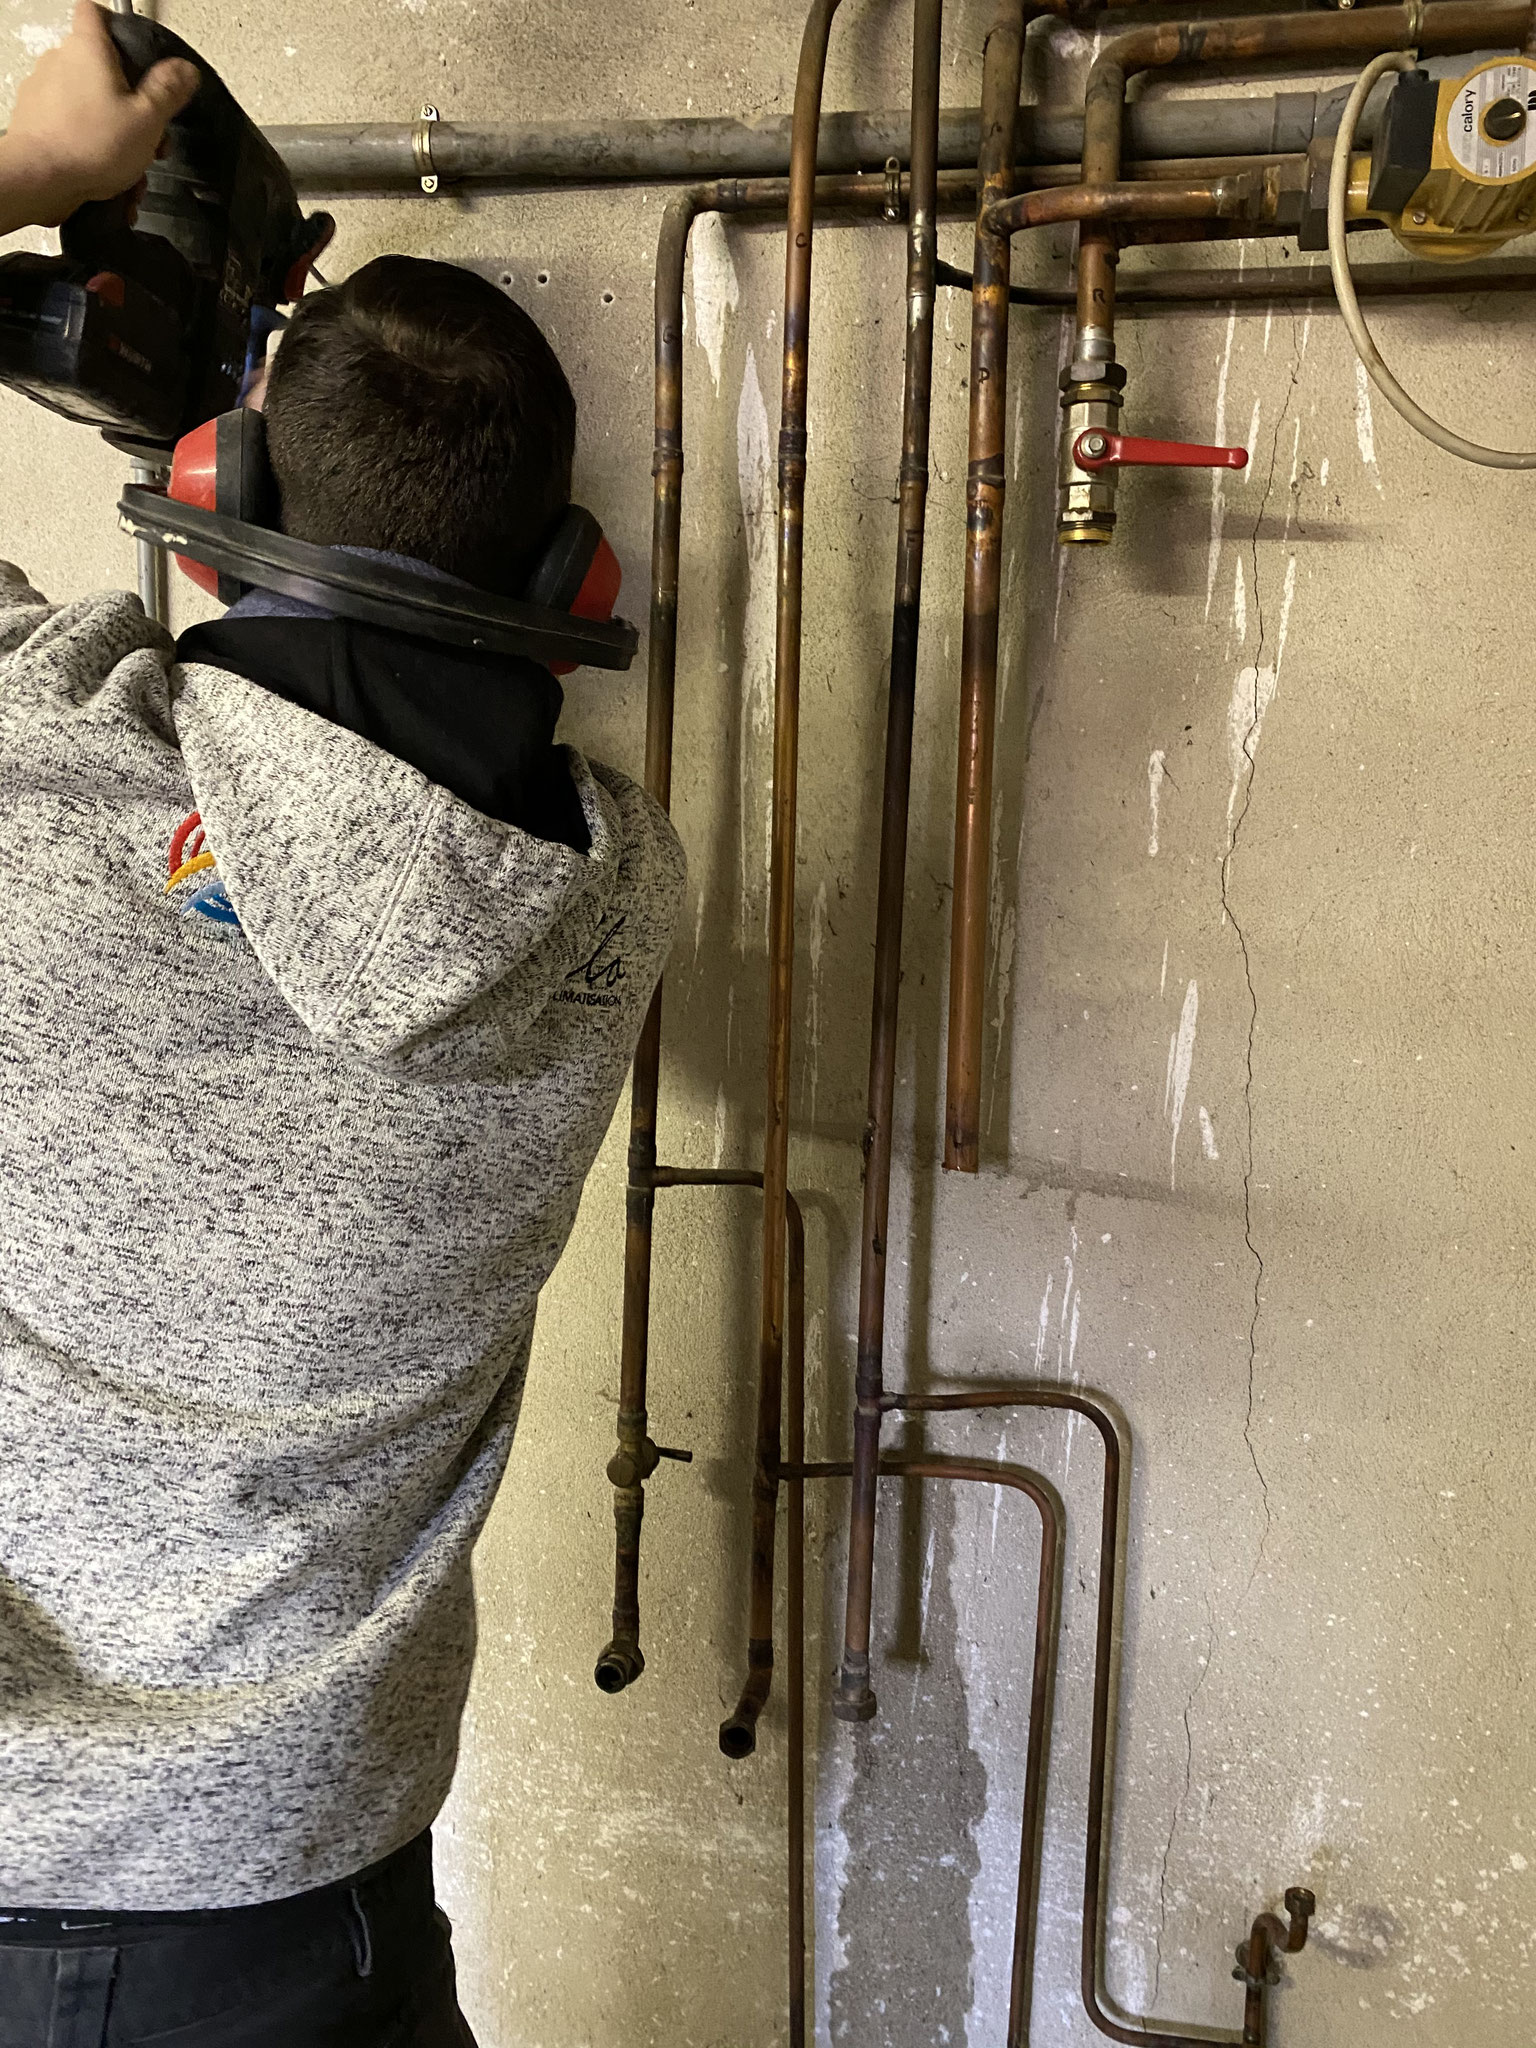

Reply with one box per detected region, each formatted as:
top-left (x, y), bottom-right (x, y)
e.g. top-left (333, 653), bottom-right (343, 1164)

top-left (0, 1831), bottom-right (477, 2047)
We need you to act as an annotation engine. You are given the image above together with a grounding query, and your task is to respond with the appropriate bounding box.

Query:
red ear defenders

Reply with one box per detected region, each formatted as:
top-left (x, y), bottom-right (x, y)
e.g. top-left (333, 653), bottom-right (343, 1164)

top-left (119, 408), bottom-right (637, 675)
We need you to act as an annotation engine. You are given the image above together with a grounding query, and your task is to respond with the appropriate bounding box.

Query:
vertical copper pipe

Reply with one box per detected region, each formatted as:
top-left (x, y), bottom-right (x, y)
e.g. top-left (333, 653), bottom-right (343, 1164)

top-left (834, 0), bottom-right (945, 1727)
top-left (943, 0), bottom-right (1028, 1174)
top-left (785, 1196), bottom-right (807, 2048)
top-left (743, 0), bottom-right (843, 1744)
top-left (595, 187), bottom-right (706, 1696)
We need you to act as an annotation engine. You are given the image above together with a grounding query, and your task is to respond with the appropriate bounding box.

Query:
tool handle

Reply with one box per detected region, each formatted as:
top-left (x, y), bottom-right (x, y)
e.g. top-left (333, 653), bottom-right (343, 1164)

top-left (1073, 430), bottom-right (1249, 472)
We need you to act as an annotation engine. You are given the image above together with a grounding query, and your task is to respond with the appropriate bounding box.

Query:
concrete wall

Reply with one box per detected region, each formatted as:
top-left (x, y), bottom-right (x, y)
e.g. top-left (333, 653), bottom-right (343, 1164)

top-left (4, 1), bottom-right (1535, 2042)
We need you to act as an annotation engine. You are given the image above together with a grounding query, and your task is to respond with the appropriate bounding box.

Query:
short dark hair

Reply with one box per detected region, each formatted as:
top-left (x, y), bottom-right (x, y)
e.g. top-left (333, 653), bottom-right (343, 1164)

top-left (263, 256), bottom-right (575, 596)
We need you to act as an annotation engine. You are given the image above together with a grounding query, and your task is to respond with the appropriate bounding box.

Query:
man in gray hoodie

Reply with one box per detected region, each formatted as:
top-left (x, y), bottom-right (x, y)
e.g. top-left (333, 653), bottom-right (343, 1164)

top-left (0, 10), bottom-right (685, 2045)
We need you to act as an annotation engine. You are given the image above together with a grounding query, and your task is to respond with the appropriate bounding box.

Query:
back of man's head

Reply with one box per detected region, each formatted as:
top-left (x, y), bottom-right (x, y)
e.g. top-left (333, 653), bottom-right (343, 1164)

top-left (263, 256), bottom-right (576, 599)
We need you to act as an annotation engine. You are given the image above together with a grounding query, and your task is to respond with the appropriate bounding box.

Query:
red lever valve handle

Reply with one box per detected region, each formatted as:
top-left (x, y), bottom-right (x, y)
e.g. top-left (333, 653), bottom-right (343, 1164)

top-left (1073, 430), bottom-right (1249, 473)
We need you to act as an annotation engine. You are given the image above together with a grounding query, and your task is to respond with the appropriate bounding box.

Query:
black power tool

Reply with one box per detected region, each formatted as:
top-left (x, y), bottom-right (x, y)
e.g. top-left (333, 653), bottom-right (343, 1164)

top-left (0, 14), bottom-right (638, 673)
top-left (0, 12), bottom-right (334, 459)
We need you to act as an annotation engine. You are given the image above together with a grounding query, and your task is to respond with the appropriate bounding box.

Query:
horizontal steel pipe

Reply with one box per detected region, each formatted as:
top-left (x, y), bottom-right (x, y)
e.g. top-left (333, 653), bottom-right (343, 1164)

top-left (264, 86), bottom-right (1384, 194)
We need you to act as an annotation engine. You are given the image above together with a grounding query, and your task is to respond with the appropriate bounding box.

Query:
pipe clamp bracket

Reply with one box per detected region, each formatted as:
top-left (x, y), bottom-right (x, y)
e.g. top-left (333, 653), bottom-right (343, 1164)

top-left (413, 104), bottom-right (441, 194)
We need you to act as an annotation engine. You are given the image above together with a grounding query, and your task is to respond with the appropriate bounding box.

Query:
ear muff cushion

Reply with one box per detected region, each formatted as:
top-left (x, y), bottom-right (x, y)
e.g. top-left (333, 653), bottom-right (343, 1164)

top-left (573, 534), bottom-right (622, 623)
top-left (169, 409), bottom-right (277, 604)
top-left (167, 418), bottom-right (221, 599)
top-left (524, 505), bottom-right (603, 613)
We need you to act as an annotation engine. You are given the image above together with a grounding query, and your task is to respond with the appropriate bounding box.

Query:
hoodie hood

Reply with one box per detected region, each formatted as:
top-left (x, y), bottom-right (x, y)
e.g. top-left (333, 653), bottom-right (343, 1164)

top-left (175, 614), bottom-right (590, 854)
top-left (172, 661), bottom-right (627, 1065)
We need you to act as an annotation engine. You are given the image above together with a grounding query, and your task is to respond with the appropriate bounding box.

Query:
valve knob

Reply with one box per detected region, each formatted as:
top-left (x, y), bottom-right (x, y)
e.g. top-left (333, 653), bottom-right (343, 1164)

top-left (1073, 430), bottom-right (1249, 472)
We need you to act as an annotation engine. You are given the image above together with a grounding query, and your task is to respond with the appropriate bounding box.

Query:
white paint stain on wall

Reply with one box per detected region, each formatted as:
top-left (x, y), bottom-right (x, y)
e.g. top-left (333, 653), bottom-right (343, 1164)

top-left (735, 345), bottom-right (775, 949)
top-left (1168, 980), bottom-right (1199, 1189)
top-left (1231, 555), bottom-right (1247, 646)
top-left (1199, 1105), bottom-right (1220, 1160)
top-left (988, 902), bottom-right (1017, 1123)
top-left (1354, 357), bottom-right (1381, 481)
top-left (18, 24), bottom-right (63, 56)
top-left (1147, 750), bottom-right (1166, 856)
top-left (712, 1084), bottom-right (726, 1170)
top-left (1225, 555), bottom-right (1299, 837)
top-left (687, 211), bottom-right (739, 394)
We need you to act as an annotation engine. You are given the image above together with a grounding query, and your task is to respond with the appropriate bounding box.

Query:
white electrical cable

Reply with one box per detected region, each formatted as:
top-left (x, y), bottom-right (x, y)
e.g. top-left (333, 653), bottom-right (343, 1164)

top-left (1329, 47), bottom-right (1536, 468)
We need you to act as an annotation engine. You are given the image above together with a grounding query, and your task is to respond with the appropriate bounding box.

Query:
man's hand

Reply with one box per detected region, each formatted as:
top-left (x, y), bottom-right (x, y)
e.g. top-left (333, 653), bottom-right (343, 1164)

top-left (0, 3), bottom-right (199, 235)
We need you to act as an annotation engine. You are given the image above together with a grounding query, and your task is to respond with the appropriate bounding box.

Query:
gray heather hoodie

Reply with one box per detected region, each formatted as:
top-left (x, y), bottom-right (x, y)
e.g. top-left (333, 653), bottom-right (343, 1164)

top-left (0, 566), bottom-right (684, 1909)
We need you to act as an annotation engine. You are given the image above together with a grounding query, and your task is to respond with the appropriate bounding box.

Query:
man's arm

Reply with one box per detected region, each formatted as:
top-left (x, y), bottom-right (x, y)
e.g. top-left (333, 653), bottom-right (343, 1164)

top-left (0, 1), bottom-right (197, 236)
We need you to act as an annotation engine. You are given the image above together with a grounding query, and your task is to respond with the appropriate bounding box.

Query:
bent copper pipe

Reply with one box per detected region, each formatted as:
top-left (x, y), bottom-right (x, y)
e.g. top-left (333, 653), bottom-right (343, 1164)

top-left (940, 0), bottom-right (1535, 1176)
top-left (945, 0), bottom-right (1029, 1177)
top-left (900, 1387), bottom-right (1312, 2047)
top-left (745, 0), bottom-right (843, 1759)
top-left (800, 1456), bottom-right (1063, 2045)
top-left (599, 163), bottom-right (980, 1697)
top-left (1240, 1890), bottom-right (1316, 2046)
top-left (834, 0), bottom-right (946, 1728)
top-left (1074, 0), bottom-right (1534, 338)
top-left (986, 166), bottom-right (1294, 235)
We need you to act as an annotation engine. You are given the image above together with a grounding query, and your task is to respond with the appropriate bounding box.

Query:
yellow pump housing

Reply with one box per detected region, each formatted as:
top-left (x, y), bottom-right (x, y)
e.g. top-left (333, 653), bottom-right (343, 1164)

top-left (1366, 58), bottom-right (1536, 260)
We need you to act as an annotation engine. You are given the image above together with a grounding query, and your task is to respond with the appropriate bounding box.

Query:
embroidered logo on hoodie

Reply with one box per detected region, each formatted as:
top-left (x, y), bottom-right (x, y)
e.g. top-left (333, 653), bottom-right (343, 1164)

top-left (164, 810), bottom-right (244, 940)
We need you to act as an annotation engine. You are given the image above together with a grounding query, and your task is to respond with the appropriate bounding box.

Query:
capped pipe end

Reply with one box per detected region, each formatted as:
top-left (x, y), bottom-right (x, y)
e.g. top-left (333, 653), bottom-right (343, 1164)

top-left (594, 1639), bottom-right (645, 1694)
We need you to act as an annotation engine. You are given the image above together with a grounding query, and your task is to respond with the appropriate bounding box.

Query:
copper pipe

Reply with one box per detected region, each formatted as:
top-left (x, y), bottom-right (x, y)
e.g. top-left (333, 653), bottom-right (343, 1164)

top-left (1073, 0), bottom-right (1536, 337)
top-left (834, 0), bottom-right (945, 1729)
top-left (597, 162), bottom-right (979, 1698)
top-left (720, 1185), bottom-right (806, 1759)
top-left (987, 165), bottom-right (1296, 235)
top-left (785, 1196), bottom-right (807, 2048)
top-left (899, 1388), bottom-right (1311, 2047)
top-left (797, 1456), bottom-right (1063, 2044)
top-left (741, 0), bottom-right (843, 1762)
top-left (1239, 1890), bottom-right (1316, 2045)
top-left (944, 0), bottom-right (1029, 1176)
top-left (594, 187), bottom-right (705, 1699)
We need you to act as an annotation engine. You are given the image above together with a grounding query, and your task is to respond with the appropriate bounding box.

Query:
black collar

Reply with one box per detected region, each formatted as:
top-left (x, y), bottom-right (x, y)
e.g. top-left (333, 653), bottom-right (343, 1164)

top-left (176, 616), bottom-right (590, 853)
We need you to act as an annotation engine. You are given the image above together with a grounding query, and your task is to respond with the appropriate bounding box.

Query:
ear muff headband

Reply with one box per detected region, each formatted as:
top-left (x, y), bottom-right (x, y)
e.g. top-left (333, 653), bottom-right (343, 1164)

top-left (118, 487), bottom-right (638, 671)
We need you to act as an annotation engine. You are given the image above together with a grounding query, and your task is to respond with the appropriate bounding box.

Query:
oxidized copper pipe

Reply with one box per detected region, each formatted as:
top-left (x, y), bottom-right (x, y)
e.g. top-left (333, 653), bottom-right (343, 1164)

top-left (987, 166), bottom-right (1295, 235)
top-left (1239, 1890), bottom-right (1316, 2045)
top-left (1073, 0), bottom-right (1535, 340)
top-left (719, 1182), bottom-right (806, 1759)
top-left (834, 0), bottom-right (946, 1728)
top-left (599, 163), bottom-right (980, 1697)
top-left (899, 1387), bottom-right (1311, 2047)
top-left (785, 1195), bottom-right (807, 2048)
top-left (744, 0), bottom-right (843, 1760)
top-left (945, 0), bottom-right (1029, 1176)
top-left (594, 187), bottom-right (706, 1699)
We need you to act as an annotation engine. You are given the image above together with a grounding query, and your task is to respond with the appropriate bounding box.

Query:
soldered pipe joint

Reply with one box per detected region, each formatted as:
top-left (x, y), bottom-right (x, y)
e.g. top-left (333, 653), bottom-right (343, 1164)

top-left (832, 1652), bottom-right (877, 1723)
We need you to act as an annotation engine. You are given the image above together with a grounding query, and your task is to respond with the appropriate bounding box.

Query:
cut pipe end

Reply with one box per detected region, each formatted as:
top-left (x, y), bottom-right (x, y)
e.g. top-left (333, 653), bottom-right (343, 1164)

top-left (718, 1717), bottom-right (759, 1760)
top-left (831, 1674), bottom-right (877, 1723)
top-left (594, 1639), bottom-right (645, 1693)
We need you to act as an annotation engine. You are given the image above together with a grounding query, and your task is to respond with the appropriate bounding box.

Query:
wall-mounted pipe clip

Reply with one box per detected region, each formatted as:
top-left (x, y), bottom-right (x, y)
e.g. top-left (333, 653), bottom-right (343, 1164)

top-left (413, 104), bottom-right (441, 194)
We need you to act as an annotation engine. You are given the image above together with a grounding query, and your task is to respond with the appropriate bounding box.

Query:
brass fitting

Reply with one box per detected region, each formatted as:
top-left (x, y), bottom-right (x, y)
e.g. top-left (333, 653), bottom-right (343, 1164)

top-left (1058, 326), bottom-right (1126, 546)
